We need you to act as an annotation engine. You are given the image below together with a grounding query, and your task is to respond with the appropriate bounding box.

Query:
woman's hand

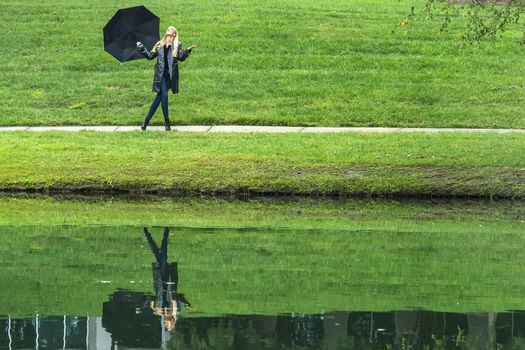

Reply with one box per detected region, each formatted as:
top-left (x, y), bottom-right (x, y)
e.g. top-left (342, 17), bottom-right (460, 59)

top-left (187, 44), bottom-right (197, 51)
top-left (136, 41), bottom-right (143, 48)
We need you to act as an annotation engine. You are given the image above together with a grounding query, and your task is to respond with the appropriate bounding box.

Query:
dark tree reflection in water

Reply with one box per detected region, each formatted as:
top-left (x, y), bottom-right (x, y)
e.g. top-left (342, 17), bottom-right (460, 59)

top-left (2, 310), bottom-right (525, 349)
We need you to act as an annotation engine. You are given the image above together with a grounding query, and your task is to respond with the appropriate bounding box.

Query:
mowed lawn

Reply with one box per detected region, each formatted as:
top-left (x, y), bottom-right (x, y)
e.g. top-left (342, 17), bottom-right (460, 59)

top-left (1, 131), bottom-right (524, 198)
top-left (1, 0), bottom-right (525, 128)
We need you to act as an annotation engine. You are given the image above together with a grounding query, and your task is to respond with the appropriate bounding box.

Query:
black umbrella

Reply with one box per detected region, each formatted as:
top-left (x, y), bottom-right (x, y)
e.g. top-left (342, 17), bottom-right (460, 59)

top-left (103, 6), bottom-right (160, 62)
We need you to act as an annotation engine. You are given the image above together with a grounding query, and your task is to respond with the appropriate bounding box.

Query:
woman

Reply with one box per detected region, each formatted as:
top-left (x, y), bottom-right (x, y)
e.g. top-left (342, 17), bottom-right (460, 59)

top-left (136, 26), bottom-right (196, 131)
top-left (141, 227), bottom-right (192, 331)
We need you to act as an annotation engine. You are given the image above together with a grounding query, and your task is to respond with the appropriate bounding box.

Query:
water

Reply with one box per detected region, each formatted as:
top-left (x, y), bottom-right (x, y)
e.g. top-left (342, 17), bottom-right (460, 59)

top-left (3, 309), bottom-right (525, 349)
top-left (0, 197), bottom-right (524, 349)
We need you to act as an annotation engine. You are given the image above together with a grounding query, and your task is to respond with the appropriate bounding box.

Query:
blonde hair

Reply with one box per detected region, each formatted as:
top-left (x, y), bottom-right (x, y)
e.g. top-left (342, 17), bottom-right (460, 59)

top-left (151, 26), bottom-right (179, 57)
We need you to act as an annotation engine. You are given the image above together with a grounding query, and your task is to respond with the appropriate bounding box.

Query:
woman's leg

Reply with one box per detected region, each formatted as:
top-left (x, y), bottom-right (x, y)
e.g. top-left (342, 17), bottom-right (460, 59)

top-left (159, 227), bottom-right (169, 281)
top-left (160, 75), bottom-right (171, 130)
top-left (143, 227), bottom-right (162, 263)
top-left (142, 92), bottom-right (162, 129)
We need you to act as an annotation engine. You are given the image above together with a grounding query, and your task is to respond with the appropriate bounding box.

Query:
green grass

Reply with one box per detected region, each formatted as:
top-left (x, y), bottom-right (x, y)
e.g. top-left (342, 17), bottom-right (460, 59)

top-left (1, 0), bottom-right (525, 127)
top-left (2, 195), bottom-right (523, 227)
top-left (1, 196), bottom-right (524, 317)
top-left (0, 131), bottom-right (524, 198)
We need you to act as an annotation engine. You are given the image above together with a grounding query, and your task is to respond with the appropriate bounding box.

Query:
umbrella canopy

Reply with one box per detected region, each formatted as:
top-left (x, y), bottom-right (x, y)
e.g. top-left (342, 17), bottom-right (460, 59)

top-left (103, 6), bottom-right (160, 62)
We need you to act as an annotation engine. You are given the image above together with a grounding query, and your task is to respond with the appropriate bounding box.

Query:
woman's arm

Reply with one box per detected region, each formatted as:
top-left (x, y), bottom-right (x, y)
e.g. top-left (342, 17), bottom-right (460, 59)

top-left (137, 42), bottom-right (157, 60)
top-left (177, 293), bottom-right (192, 309)
top-left (177, 42), bottom-right (193, 62)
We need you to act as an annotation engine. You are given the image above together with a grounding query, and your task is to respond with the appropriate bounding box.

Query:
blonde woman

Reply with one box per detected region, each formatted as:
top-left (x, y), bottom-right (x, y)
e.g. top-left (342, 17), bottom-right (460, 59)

top-left (141, 227), bottom-right (192, 332)
top-left (136, 26), bottom-right (196, 130)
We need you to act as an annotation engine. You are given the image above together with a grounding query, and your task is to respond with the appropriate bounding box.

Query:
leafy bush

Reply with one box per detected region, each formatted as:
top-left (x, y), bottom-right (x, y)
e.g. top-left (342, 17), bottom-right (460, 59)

top-left (408, 0), bottom-right (525, 43)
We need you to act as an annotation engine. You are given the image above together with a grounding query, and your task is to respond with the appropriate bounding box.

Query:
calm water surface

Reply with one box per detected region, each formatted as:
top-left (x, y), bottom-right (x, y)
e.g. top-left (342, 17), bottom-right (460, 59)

top-left (1, 198), bottom-right (524, 349)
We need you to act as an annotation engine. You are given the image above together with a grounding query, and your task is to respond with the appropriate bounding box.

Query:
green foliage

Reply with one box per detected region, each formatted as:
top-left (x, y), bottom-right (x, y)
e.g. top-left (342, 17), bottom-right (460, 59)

top-left (411, 0), bottom-right (525, 43)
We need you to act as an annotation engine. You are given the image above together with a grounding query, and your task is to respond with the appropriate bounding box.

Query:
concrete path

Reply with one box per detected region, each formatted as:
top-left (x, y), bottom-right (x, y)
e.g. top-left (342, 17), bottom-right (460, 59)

top-left (0, 125), bottom-right (524, 133)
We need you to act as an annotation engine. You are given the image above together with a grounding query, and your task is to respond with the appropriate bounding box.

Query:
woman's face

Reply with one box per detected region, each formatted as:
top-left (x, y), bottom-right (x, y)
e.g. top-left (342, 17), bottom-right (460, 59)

top-left (166, 27), bottom-right (177, 37)
top-left (164, 315), bottom-right (175, 331)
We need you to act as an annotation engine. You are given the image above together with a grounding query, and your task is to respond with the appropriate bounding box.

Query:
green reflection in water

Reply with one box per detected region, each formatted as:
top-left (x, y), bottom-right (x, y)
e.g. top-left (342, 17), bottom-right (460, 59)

top-left (0, 196), bottom-right (524, 318)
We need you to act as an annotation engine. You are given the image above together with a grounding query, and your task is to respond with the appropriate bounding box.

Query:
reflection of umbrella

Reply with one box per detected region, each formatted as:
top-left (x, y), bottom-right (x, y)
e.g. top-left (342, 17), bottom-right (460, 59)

top-left (103, 6), bottom-right (160, 62)
top-left (102, 290), bottom-right (161, 348)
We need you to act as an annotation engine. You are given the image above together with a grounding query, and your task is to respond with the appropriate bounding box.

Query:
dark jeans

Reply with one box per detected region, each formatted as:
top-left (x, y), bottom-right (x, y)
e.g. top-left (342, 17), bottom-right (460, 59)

top-left (144, 227), bottom-right (171, 282)
top-left (143, 73), bottom-right (171, 128)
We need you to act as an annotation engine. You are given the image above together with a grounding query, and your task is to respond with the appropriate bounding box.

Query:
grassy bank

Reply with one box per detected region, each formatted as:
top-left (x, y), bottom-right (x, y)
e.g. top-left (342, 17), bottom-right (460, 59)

top-left (0, 131), bottom-right (524, 198)
top-left (1, 196), bottom-right (525, 317)
top-left (1, 0), bottom-right (525, 127)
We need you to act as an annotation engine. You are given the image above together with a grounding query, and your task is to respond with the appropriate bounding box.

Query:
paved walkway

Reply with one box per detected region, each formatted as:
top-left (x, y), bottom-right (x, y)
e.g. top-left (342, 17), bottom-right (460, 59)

top-left (1, 125), bottom-right (524, 133)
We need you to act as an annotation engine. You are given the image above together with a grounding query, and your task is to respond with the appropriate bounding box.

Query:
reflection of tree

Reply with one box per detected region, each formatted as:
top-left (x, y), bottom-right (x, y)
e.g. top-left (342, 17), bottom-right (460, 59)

top-left (347, 310), bottom-right (470, 349)
top-left (0, 316), bottom-right (88, 349)
top-left (347, 312), bottom-right (396, 346)
top-left (1, 318), bottom-right (36, 349)
top-left (168, 315), bottom-right (284, 349)
top-left (3, 310), bottom-right (525, 349)
top-left (291, 314), bottom-right (325, 348)
top-left (102, 290), bottom-right (160, 348)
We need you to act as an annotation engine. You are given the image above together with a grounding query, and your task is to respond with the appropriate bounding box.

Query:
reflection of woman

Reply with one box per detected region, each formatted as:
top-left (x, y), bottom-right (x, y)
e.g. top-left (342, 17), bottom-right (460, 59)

top-left (136, 27), bottom-right (197, 131)
top-left (142, 227), bottom-right (192, 331)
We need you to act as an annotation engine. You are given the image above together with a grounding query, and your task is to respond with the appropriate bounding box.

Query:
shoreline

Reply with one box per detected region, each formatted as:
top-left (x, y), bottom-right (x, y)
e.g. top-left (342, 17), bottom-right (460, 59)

top-left (2, 185), bottom-right (523, 200)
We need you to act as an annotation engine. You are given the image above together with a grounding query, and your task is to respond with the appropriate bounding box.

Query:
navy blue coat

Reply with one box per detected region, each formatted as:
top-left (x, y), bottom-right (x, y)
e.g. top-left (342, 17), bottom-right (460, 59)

top-left (138, 42), bottom-right (191, 94)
